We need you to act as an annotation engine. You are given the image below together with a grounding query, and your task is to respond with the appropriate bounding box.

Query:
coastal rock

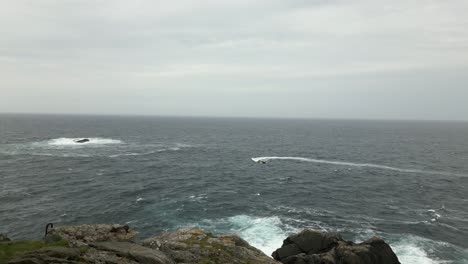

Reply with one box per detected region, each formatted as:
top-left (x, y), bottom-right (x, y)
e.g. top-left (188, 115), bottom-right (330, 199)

top-left (74, 138), bottom-right (90, 143)
top-left (272, 230), bottom-right (400, 264)
top-left (7, 245), bottom-right (142, 264)
top-left (5, 225), bottom-right (278, 263)
top-left (90, 241), bottom-right (173, 264)
top-left (142, 227), bottom-right (279, 264)
top-left (48, 224), bottom-right (137, 246)
top-left (0, 233), bottom-right (11, 242)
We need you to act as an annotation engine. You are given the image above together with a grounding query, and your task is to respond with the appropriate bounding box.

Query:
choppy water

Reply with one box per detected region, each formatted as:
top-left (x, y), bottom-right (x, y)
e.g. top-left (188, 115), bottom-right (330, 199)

top-left (1, 114), bottom-right (467, 263)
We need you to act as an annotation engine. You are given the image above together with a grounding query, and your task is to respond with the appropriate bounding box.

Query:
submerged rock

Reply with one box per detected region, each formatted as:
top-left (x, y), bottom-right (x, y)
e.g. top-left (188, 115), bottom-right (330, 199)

top-left (272, 230), bottom-right (400, 264)
top-left (74, 138), bottom-right (90, 143)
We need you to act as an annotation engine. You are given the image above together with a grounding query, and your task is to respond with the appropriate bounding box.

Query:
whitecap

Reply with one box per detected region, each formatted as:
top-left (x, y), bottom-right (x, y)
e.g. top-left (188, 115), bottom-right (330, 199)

top-left (390, 235), bottom-right (449, 264)
top-left (225, 215), bottom-right (297, 255)
top-left (188, 194), bottom-right (207, 202)
top-left (174, 143), bottom-right (194, 148)
top-left (196, 215), bottom-right (297, 255)
top-left (109, 151), bottom-right (156, 158)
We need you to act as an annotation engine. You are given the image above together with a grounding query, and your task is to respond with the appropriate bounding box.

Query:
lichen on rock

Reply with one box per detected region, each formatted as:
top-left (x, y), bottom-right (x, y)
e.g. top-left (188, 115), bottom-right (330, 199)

top-left (48, 224), bottom-right (138, 246)
top-left (142, 227), bottom-right (279, 264)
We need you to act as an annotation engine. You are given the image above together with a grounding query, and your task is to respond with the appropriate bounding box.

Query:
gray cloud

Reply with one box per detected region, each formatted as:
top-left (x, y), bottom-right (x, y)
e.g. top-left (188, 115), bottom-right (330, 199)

top-left (1, 0), bottom-right (468, 120)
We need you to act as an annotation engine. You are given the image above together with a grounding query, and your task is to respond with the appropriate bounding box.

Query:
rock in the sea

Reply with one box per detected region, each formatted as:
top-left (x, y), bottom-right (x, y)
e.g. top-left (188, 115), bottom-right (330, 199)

top-left (0, 233), bottom-right (11, 242)
top-left (74, 138), bottom-right (90, 143)
top-left (142, 227), bottom-right (279, 264)
top-left (272, 230), bottom-right (400, 264)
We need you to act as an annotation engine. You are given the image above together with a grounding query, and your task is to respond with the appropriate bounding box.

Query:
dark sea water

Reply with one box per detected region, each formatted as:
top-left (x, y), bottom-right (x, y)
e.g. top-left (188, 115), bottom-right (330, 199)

top-left (1, 114), bottom-right (468, 263)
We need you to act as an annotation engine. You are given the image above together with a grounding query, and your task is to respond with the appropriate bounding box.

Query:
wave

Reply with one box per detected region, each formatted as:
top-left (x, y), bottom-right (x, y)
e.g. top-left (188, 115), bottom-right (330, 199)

top-left (109, 146), bottom-right (189, 157)
top-left (45, 137), bottom-right (122, 146)
top-left (195, 214), bottom-right (458, 263)
top-left (227, 215), bottom-right (295, 255)
top-left (195, 215), bottom-right (297, 256)
top-left (390, 235), bottom-right (453, 264)
top-left (252, 156), bottom-right (467, 177)
top-left (0, 139), bottom-right (195, 158)
top-left (109, 151), bottom-right (156, 158)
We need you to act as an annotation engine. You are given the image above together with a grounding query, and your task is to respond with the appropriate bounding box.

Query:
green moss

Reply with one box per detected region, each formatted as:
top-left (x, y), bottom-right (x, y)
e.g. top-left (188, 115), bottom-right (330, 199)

top-left (0, 240), bottom-right (69, 263)
top-left (46, 240), bottom-right (69, 247)
top-left (78, 246), bottom-right (89, 254)
top-left (198, 258), bottom-right (216, 264)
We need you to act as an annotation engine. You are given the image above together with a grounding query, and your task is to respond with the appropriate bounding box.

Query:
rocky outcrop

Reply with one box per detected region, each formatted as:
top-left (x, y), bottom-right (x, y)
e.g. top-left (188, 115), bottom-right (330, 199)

top-left (90, 241), bottom-right (174, 264)
top-left (5, 225), bottom-right (278, 264)
top-left (74, 138), bottom-right (90, 143)
top-left (47, 224), bottom-right (137, 246)
top-left (272, 230), bottom-right (400, 264)
top-left (142, 227), bottom-right (279, 264)
top-left (0, 233), bottom-right (10, 242)
top-left (3, 225), bottom-right (401, 264)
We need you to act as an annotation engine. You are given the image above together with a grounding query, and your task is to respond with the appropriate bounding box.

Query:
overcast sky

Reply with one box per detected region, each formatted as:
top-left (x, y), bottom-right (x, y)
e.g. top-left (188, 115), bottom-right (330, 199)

top-left (1, 0), bottom-right (468, 120)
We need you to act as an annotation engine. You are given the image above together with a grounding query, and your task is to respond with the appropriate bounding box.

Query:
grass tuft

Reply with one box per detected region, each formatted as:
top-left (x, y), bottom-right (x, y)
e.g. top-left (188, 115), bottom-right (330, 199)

top-left (0, 240), bottom-right (69, 263)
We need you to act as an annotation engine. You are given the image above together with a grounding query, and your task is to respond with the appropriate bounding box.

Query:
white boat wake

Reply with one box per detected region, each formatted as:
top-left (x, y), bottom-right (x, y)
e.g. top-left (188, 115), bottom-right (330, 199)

top-left (252, 156), bottom-right (467, 177)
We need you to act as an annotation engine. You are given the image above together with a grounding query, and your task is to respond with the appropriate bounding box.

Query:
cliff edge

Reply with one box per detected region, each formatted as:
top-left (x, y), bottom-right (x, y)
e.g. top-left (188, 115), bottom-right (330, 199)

top-left (0, 224), bottom-right (400, 264)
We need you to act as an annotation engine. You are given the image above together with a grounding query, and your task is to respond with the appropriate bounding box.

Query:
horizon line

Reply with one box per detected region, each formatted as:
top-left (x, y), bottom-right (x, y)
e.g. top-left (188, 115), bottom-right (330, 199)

top-left (1, 111), bottom-right (467, 123)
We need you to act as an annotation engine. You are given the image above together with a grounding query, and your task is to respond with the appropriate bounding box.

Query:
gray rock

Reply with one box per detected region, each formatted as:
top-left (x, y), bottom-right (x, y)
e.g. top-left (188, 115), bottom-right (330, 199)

top-left (0, 233), bottom-right (11, 242)
top-left (90, 241), bottom-right (173, 264)
top-left (273, 244), bottom-right (303, 260)
top-left (143, 228), bottom-right (279, 264)
top-left (286, 230), bottom-right (342, 253)
top-left (74, 138), bottom-right (90, 143)
top-left (273, 230), bottom-right (400, 264)
top-left (49, 224), bottom-right (137, 246)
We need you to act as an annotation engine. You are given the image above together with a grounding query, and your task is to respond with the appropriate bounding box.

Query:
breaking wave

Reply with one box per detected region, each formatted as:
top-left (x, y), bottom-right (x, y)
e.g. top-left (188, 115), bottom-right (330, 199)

top-left (390, 235), bottom-right (454, 264)
top-left (252, 156), bottom-right (467, 177)
top-left (195, 215), bottom-right (297, 255)
top-left (194, 214), bottom-right (458, 263)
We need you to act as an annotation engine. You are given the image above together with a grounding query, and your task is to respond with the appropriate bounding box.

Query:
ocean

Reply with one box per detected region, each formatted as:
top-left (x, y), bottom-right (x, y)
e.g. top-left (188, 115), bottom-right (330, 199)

top-left (1, 114), bottom-right (467, 263)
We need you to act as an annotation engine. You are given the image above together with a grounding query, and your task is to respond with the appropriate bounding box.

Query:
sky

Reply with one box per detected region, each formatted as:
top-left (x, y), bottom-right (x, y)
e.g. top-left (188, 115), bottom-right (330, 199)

top-left (1, 0), bottom-right (468, 120)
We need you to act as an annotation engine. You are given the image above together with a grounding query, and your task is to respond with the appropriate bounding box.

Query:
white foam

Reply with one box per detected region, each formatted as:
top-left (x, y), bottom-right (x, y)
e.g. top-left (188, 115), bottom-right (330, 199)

top-left (188, 194), bottom-right (207, 202)
top-left (225, 215), bottom-right (297, 256)
top-left (391, 235), bottom-right (447, 264)
top-left (252, 156), bottom-right (467, 177)
top-left (45, 137), bottom-right (122, 146)
top-left (109, 151), bottom-right (156, 158)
